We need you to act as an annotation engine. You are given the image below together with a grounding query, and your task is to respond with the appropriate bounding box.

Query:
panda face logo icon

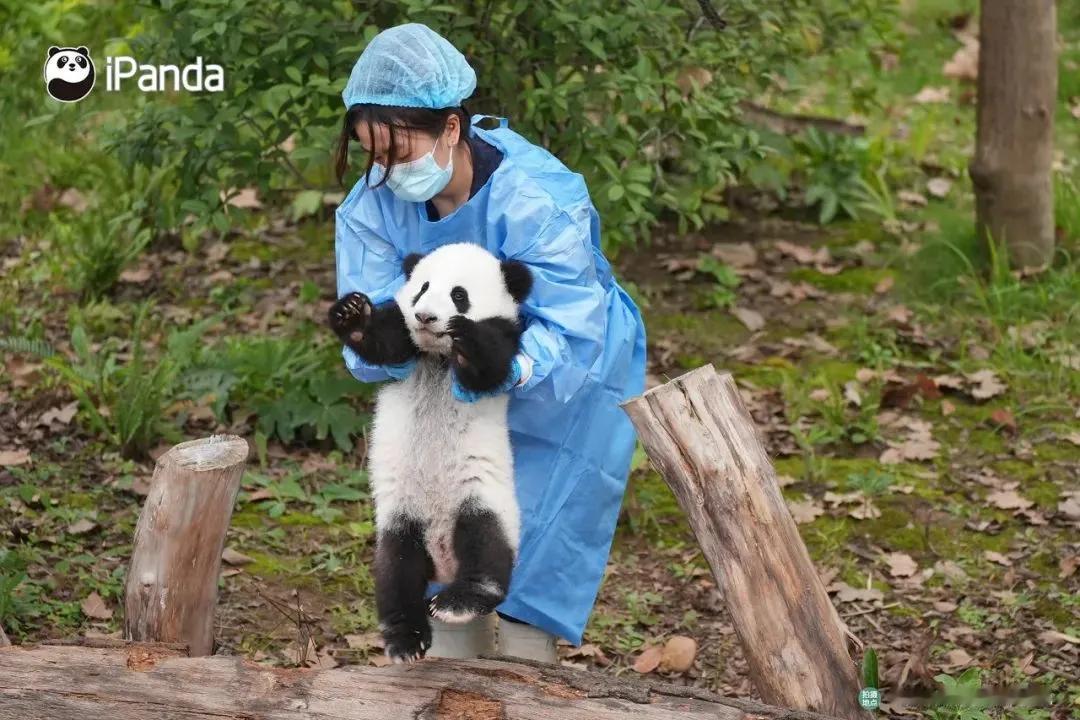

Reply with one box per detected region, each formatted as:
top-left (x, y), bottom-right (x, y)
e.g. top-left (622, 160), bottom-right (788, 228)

top-left (44, 46), bottom-right (95, 102)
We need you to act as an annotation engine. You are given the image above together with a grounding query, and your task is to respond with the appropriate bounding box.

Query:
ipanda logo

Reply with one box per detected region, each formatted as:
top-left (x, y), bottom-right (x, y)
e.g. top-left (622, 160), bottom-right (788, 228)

top-left (44, 46), bottom-right (224, 103)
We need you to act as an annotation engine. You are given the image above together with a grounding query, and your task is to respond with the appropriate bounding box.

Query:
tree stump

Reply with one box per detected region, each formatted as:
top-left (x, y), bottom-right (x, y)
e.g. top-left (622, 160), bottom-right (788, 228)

top-left (123, 435), bottom-right (248, 656)
top-left (970, 0), bottom-right (1058, 270)
top-left (622, 366), bottom-right (866, 720)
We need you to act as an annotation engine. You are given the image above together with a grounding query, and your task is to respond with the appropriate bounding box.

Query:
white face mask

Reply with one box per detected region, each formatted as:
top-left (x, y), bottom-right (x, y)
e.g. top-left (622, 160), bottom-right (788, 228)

top-left (372, 135), bottom-right (453, 203)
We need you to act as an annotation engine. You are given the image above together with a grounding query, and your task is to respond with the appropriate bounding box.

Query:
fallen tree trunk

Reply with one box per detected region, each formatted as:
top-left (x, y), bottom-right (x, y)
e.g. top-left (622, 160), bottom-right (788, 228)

top-left (124, 435), bottom-right (248, 656)
top-left (0, 642), bottom-right (844, 720)
top-left (622, 365), bottom-right (867, 720)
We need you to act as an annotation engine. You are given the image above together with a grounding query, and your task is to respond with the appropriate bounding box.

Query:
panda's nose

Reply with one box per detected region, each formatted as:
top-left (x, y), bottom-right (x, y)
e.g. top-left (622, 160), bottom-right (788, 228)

top-left (68, 63), bottom-right (76, 69)
top-left (414, 312), bottom-right (437, 325)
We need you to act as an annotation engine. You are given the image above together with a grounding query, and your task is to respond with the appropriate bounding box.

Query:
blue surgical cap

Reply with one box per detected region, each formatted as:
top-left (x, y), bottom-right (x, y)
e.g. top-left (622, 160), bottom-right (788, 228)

top-left (342, 23), bottom-right (477, 110)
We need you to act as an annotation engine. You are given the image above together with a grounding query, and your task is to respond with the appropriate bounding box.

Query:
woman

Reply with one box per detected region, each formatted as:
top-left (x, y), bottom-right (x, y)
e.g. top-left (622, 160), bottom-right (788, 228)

top-left (334, 23), bottom-right (646, 661)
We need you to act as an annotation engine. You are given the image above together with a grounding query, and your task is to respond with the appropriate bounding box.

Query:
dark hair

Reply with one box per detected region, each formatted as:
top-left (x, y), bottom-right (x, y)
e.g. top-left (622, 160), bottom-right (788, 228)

top-left (334, 104), bottom-right (472, 187)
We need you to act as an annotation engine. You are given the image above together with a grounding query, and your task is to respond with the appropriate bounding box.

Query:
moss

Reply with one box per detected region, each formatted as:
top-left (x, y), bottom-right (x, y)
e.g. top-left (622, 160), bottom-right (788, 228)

top-left (245, 550), bottom-right (306, 579)
top-left (62, 492), bottom-right (98, 510)
top-left (789, 266), bottom-right (893, 294)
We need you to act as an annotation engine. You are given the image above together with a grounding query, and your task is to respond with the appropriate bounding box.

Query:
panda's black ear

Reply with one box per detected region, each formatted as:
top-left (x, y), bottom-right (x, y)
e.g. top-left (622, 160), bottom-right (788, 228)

top-left (76, 47), bottom-right (90, 56)
top-left (501, 260), bottom-right (533, 304)
top-left (48, 46), bottom-right (61, 57)
top-left (402, 253), bottom-right (424, 279)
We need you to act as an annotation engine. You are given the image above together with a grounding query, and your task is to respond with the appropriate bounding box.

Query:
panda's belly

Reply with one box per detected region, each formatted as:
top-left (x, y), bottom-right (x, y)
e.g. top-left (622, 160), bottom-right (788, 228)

top-left (366, 358), bottom-right (516, 581)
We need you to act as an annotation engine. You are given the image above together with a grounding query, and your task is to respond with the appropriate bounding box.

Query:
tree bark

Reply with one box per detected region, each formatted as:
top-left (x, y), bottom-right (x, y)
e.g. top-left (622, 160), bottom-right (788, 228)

top-left (970, 0), bottom-right (1057, 270)
top-left (621, 366), bottom-right (867, 720)
top-left (0, 642), bottom-right (847, 720)
top-left (123, 435), bottom-right (248, 656)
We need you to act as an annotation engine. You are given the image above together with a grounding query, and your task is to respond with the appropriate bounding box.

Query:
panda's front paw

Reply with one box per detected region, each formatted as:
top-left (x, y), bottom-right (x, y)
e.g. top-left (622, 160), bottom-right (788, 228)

top-left (447, 316), bottom-right (517, 393)
top-left (382, 615), bottom-right (432, 664)
top-left (328, 292), bottom-right (372, 345)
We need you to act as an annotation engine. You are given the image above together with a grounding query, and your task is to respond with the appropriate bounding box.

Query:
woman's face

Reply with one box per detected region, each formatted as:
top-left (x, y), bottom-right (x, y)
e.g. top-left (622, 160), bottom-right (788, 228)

top-left (355, 115), bottom-right (459, 169)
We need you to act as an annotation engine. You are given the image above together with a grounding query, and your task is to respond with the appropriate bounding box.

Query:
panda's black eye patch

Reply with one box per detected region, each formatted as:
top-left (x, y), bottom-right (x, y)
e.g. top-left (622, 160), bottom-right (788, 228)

top-left (450, 286), bottom-right (470, 314)
top-left (58, 56), bottom-right (67, 66)
top-left (77, 56), bottom-right (86, 67)
top-left (412, 280), bottom-right (429, 307)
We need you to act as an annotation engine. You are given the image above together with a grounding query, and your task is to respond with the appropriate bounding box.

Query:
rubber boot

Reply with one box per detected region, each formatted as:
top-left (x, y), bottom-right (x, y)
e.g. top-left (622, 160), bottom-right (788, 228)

top-left (496, 615), bottom-right (558, 663)
top-left (426, 613), bottom-right (497, 659)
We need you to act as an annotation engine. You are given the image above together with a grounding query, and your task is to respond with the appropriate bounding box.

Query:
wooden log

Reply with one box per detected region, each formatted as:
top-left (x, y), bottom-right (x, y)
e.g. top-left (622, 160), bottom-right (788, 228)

top-left (621, 366), bottom-right (867, 720)
top-left (0, 642), bottom-right (846, 720)
top-left (970, 0), bottom-right (1057, 270)
top-left (123, 435), bottom-right (248, 656)
top-left (0, 624), bottom-right (9, 647)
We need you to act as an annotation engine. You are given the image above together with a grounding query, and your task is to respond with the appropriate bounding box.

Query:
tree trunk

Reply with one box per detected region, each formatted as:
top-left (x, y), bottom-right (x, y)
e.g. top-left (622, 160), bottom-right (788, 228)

top-left (123, 435), bottom-right (248, 656)
top-left (0, 641), bottom-right (847, 720)
top-left (970, 0), bottom-right (1057, 270)
top-left (621, 366), bottom-right (867, 720)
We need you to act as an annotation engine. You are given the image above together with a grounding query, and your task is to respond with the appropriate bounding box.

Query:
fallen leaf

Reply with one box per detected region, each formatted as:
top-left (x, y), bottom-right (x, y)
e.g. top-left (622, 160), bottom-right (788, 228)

top-left (632, 645), bottom-right (663, 674)
top-left (0, 449), bottom-right (31, 467)
top-left (884, 305), bottom-right (913, 325)
top-left (1060, 555), bottom-right (1079, 579)
top-left (711, 242), bottom-right (758, 268)
top-left (369, 654), bottom-right (392, 667)
top-left (983, 551), bottom-right (1011, 567)
top-left (39, 402), bottom-right (78, 427)
top-left (849, 502), bottom-right (882, 520)
top-left (829, 582), bottom-right (884, 603)
top-left (1058, 494), bottom-right (1080, 520)
top-left (914, 86), bottom-right (951, 104)
top-left (940, 648), bottom-right (973, 670)
top-left (731, 307), bottom-right (765, 332)
top-left (987, 490), bottom-right (1033, 511)
top-left (787, 499), bottom-right (824, 524)
top-left (566, 643), bottom-right (610, 666)
top-left (943, 38), bottom-right (979, 81)
top-left (898, 190), bottom-right (928, 207)
top-left (660, 636), bottom-right (697, 673)
top-left (843, 381), bottom-right (862, 407)
top-left (1037, 630), bottom-right (1080, 646)
top-left (67, 518), bottom-right (97, 535)
top-left (965, 369), bottom-right (1006, 400)
top-left (774, 239), bottom-right (830, 265)
top-left (57, 188), bottom-right (89, 213)
top-left (886, 552), bottom-right (918, 578)
top-left (988, 408), bottom-right (1017, 432)
top-left (933, 601), bottom-right (958, 613)
top-left (933, 375), bottom-right (965, 392)
top-left (81, 592), bottom-right (113, 620)
top-left (222, 547), bottom-right (254, 566)
top-left (927, 177), bottom-right (953, 198)
top-left (933, 560), bottom-right (968, 583)
top-left (344, 632), bottom-right (382, 650)
top-left (874, 276), bottom-right (895, 294)
top-left (809, 388), bottom-right (831, 402)
top-left (119, 267), bottom-right (152, 283)
top-left (880, 436), bottom-right (940, 464)
top-left (941, 400), bottom-right (956, 417)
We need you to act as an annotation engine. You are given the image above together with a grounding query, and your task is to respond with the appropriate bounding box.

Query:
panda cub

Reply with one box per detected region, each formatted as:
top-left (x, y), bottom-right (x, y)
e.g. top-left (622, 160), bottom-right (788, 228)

top-left (328, 242), bottom-right (533, 663)
top-left (44, 46), bottom-right (95, 103)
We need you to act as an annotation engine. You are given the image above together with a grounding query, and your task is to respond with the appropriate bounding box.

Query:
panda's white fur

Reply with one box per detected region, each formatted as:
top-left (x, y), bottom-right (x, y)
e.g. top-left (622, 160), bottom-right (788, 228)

top-left (367, 243), bottom-right (521, 616)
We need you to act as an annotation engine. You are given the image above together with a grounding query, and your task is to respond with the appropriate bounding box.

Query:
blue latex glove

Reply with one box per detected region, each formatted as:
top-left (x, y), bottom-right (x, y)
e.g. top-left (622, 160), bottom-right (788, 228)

top-left (385, 357), bottom-right (418, 381)
top-left (451, 356), bottom-right (522, 403)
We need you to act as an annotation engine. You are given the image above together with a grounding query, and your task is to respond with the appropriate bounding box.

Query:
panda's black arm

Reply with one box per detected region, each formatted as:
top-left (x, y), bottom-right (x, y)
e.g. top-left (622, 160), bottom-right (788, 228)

top-left (329, 292), bottom-right (418, 365)
top-left (349, 301), bottom-right (419, 365)
top-left (447, 316), bottom-right (523, 393)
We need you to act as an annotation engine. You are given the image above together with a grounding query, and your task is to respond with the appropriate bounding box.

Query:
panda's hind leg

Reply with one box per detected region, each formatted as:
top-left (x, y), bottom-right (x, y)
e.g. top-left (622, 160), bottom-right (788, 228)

top-left (429, 498), bottom-right (514, 624)
top-left (375, 515), bottom-right (434, 663)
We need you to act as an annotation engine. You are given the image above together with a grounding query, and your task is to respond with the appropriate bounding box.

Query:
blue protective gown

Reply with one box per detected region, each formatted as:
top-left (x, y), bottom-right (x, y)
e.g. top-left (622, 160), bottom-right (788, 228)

top-left (335, 117), bottom-right (647, 645)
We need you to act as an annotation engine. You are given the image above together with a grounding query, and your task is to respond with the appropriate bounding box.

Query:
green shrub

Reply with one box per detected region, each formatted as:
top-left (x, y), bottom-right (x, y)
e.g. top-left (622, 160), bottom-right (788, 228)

top-left (102, 0), bottom-right (896, 247)
top-left (48, 304), bottom-right (180, 459)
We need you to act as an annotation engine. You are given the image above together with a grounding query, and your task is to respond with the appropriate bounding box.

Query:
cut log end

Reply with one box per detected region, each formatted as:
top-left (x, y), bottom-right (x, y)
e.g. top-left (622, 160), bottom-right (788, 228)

top-left (161, 435), bottom-right (249, 471)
